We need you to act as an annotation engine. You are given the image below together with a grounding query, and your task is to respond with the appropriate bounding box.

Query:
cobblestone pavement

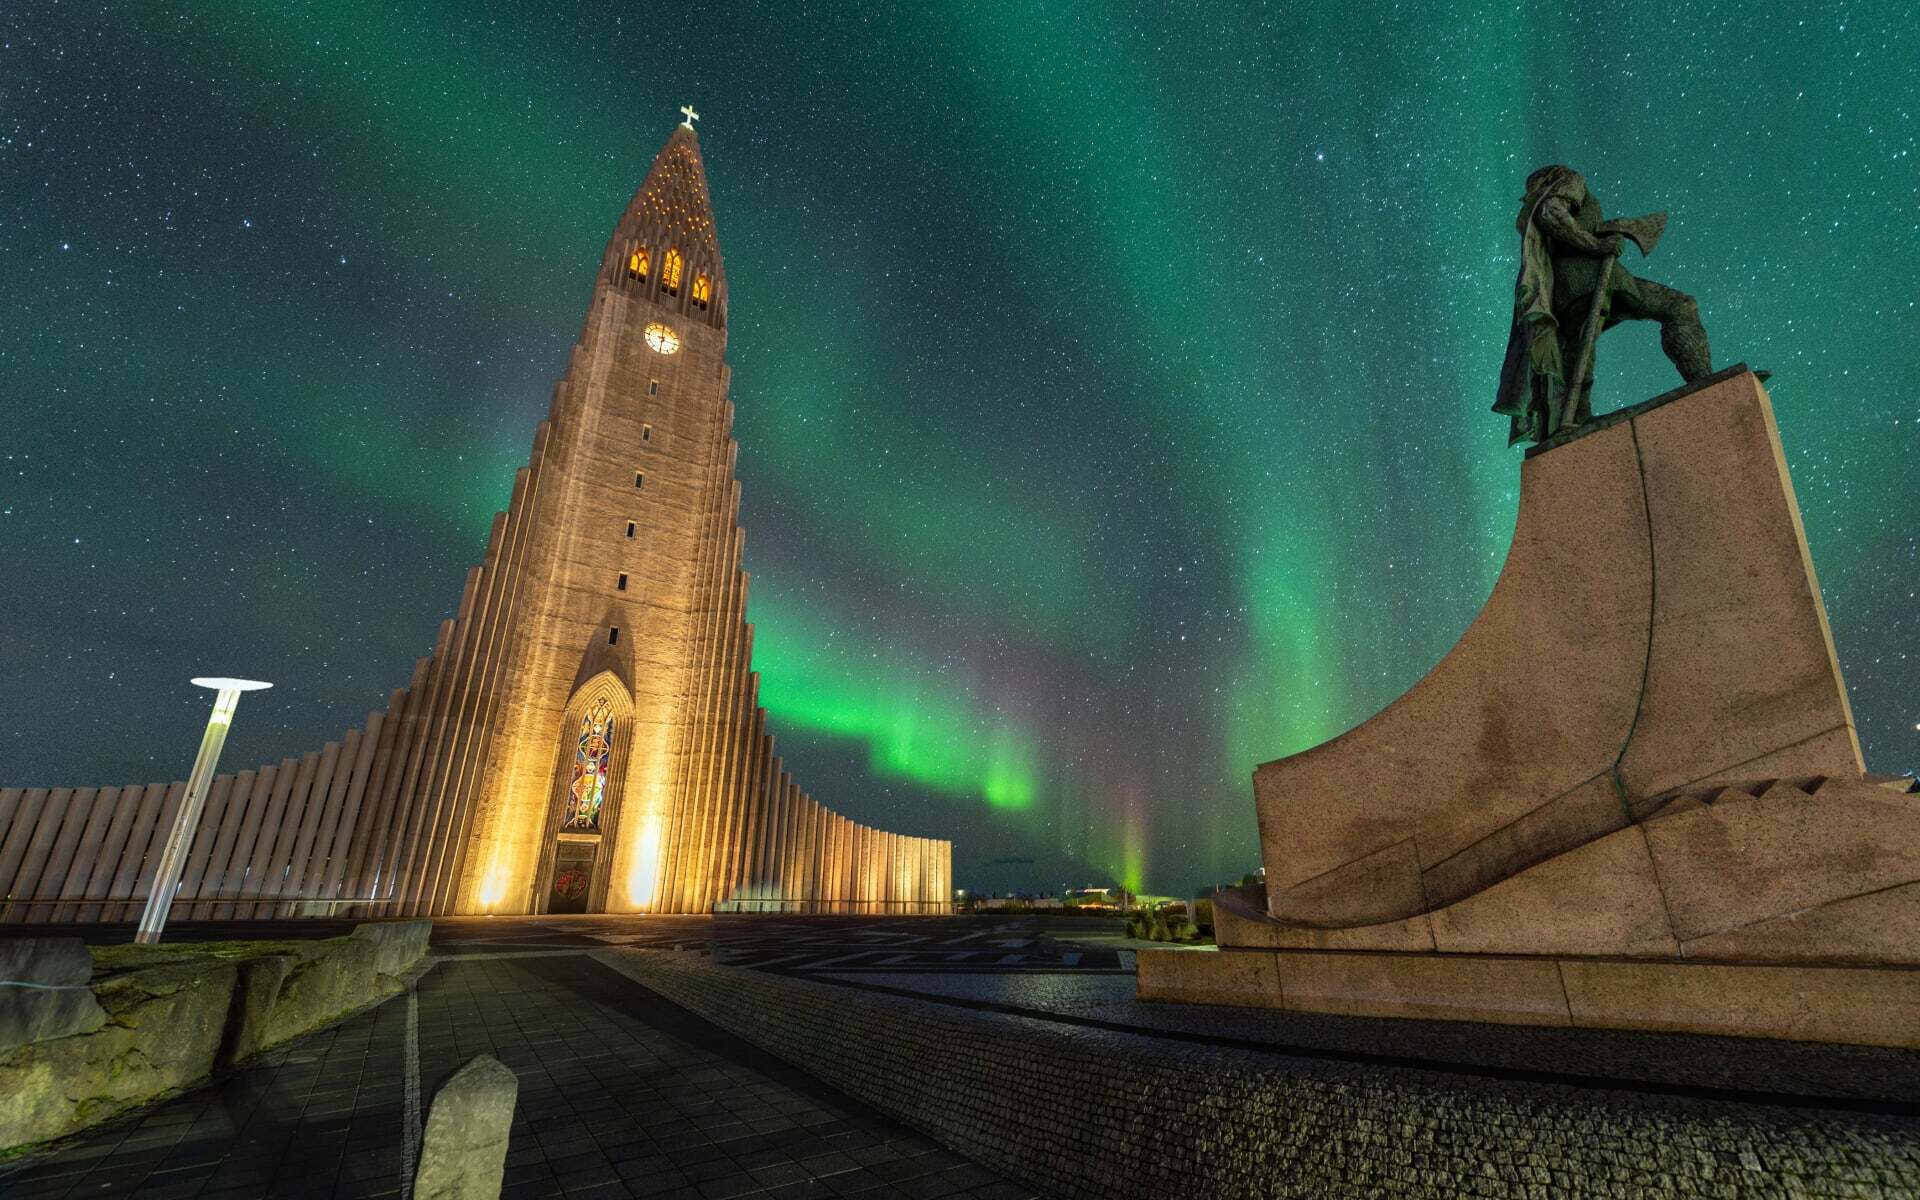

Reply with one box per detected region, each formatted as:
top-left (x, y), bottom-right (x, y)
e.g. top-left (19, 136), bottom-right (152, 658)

top-left (430, 914), bottom-right (718, 956)
top-left (812, 969), bottom-right (1920, 1106)
top-left (428, 915), bottom-right (1130, 973)
top-left (29, 913), bottom-right (1135, 970)
top-left (621, 950), bottom-right (1920, 1200)
top-left (704, 917), bottom-right (1126, 973)
top-left (0, 954), bottom-right (1040, 1199)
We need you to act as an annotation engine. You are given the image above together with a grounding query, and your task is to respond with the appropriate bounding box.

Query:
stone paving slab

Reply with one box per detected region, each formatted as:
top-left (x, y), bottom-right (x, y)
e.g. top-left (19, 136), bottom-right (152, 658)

top-left (0, 954), bottom-right (1041, 1199)
top-left (814, 969), bottom-right (1920, 1104)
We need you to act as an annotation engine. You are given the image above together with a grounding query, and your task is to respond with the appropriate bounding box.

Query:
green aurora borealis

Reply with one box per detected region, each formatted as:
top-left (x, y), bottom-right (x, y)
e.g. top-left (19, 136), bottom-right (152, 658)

top-left (4, 2), bottom-right (1915, 896)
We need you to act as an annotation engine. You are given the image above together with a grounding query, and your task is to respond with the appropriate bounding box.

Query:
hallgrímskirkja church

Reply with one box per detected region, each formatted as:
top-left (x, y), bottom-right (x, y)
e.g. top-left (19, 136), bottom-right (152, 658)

top-left (0, 115), bottom-right (951, 921)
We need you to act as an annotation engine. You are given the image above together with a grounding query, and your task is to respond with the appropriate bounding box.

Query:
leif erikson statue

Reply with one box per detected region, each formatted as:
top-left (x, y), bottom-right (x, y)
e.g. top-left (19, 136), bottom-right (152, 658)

top-left (1494, 165), bottom-right (1738, 446)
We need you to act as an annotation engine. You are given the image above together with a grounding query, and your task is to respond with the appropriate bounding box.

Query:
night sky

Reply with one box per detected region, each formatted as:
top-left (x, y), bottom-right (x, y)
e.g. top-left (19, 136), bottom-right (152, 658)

top-left (4, 3), bottom-right (1915, 898)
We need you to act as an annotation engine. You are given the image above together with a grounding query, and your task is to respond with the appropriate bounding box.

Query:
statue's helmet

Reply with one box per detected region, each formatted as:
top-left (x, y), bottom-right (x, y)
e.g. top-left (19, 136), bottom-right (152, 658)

top-left (1524, 164), bottom-right (1585, 204)
top-left (1525, 164), bottom-right (1570, 190)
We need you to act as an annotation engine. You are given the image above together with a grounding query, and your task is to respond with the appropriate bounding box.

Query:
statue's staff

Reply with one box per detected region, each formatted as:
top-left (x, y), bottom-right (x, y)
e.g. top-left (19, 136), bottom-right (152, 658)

top-left (1561, 212), bottom-right (1668, 431)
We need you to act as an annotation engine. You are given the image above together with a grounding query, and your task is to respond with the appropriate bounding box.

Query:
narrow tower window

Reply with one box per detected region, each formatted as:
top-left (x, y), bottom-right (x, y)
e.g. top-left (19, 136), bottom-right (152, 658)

top-left (616, 573), bottom-right (628, 591)
top-left (692, 274), bottom-right (711, 309)
top-left (648, 379), bottom-right (659, 396)
top-left (625, 521), bottom-right (636, 538)
top-left (627, 246), bottom-right (650, 281)
top-left (642, 424), bottom-right (653, 442)
top-left (634, 471), bottom-right (645, 488)
top-left (662, 248), bottom-right (683, 295)
top-left (608, 627), bottom-right (620, 645)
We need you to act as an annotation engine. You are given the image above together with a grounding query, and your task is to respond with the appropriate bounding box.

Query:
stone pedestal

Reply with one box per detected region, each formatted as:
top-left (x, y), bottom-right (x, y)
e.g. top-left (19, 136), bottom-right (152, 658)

top-left (1148, 368), bottom-right (1920, 1047)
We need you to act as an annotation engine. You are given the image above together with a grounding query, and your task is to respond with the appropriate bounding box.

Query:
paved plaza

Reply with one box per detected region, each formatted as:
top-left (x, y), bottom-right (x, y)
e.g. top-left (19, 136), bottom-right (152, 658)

top-left (3, 915), bottom-right (1917, 1198)
top-left (0, 929), bottom-right (1045, 1199)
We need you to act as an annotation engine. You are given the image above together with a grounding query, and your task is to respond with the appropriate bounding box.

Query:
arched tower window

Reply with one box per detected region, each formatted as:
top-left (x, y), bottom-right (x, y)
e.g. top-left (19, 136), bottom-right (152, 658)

top-left (662, 248), bottom-right (683, 296)
top-left (627, 246), bottom-right (650, 282)
top-left (691, 274), bottom-right (711, 309)
top-left (563, 697), bottom-right (614, 831)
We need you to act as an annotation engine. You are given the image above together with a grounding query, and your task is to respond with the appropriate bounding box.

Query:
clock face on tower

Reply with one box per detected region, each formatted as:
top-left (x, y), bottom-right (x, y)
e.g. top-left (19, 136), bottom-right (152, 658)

top-left (643, 322), bottom-right (680, 354)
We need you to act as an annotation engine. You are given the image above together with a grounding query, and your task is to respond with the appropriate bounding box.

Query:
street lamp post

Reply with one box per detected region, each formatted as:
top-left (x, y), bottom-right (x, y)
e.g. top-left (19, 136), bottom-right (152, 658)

top-left (134, 677), bottom-right (273, 944)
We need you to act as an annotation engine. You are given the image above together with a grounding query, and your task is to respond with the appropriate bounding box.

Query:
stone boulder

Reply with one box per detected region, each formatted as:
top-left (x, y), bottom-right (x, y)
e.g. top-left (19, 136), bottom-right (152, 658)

top-left (220, 953), bottom-right (299, 1067)
top-left (0, 962), bottom-right (236, 1150)
top-left (2, 924), bottom-right (439, 1155)
top-left (351, 920), bottom-right (433, 979)
top-left (413, 1054), bottom-right (519, 1200)
top-left (254, 936), bottom-right (387, 1049)
top-left (0, 938), bottom-right (107, 1056)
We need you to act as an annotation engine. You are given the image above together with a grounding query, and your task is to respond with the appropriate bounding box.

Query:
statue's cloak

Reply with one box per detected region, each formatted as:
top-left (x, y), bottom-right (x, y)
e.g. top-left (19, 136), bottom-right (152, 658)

top-left (1493, 167), bottom-right (1585, 446)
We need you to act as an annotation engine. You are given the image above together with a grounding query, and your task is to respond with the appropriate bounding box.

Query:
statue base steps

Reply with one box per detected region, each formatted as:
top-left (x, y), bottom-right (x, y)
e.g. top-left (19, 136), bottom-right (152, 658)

top-left (1136, 943), bottom-right (1920, 1049)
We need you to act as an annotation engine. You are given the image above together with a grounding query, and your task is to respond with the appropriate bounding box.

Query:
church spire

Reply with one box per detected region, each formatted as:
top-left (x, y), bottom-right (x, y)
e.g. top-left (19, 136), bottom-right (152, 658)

top-left (607, 111), bottom-right (724, 326)
top-left (627, 114), bottom-right (719, 257)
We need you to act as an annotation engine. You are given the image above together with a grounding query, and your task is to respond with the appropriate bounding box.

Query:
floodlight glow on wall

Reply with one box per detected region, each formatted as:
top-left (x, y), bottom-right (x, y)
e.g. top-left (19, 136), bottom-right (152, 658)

top-left (133, 677), bottom-right (273, 944)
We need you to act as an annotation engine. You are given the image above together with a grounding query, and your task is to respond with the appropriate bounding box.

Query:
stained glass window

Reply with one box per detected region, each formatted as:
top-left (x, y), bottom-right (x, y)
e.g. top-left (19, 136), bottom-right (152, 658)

top-left (628, 246), bottom-right (649, 281)
top-left (564, 698), bottom-right (613, 831)
top-left (692, 274), bottom-right (711, 308)
top-left (662, 248), bottom-right (683, 294)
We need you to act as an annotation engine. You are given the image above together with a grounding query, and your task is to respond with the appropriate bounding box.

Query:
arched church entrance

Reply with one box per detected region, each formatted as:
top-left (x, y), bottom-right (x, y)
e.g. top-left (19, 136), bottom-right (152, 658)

top-left (532, 675), bottom-right (632, 914)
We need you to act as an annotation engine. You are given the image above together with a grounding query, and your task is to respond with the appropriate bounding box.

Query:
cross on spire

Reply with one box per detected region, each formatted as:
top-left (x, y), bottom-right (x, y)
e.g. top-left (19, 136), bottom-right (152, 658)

top-left (679, 104), bottom-right (700, 130)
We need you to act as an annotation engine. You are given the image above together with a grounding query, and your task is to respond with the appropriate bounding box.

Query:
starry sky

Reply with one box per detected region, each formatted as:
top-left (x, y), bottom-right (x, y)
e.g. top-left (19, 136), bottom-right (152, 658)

top-left (4, 2), bottom-right (1915, 898)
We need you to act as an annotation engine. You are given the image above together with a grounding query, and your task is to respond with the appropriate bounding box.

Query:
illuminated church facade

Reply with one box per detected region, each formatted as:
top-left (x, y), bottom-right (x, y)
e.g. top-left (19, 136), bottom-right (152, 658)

top-left (0, 118), bottom-right (952, 921)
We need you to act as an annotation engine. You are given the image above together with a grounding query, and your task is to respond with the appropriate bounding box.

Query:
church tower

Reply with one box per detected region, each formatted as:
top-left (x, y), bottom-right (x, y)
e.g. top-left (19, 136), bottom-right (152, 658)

top-left (441, 113), bottom-right (952, 916)
top-left (454, 113), bottom-right (741, 915)
top-left (0, 115), bottom-right (950, 925)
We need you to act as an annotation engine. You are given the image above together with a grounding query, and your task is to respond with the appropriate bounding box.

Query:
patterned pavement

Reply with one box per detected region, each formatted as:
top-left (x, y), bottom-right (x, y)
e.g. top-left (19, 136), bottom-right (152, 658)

top-left (1, 951), bottom-right (1040, 1199)
top-left (9, 913), bottom-right (1918, 1198)
top-left (810, 969), bottom-right (1920, 1108)
top-left (427, 914), bottom-right (1135, 974)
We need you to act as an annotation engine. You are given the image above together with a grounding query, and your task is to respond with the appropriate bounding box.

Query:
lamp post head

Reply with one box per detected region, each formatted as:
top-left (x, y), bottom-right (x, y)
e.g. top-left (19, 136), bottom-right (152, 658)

top-left (191, 677), bottom-right (271, 725)
top-left (190, 677), bottom-right (274, 692)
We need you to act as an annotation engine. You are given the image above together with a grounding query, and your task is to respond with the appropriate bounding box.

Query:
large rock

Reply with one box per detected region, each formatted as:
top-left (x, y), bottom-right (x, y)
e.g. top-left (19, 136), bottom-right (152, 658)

top-left (255, 937), bottom-right (388, 1049)
top-left (0, 938), bottom-right (107, 1056)
top-left (217, 922), bottom-right (430, 1059)
top-left (221, 953), bottom-right (298, 1067)
top-left (413, 1054), bottom-right (518, 1200)
top-left (0, 962), bottom-right (236, 1150)
top-left (350, 919), bottom-right (433, 979)
top-left (2, 925), bottom-right (439, 1155)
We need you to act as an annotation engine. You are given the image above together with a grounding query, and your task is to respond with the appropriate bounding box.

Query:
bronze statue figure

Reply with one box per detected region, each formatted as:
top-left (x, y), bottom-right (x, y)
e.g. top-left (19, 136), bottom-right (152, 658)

top-left (1494, 165), bottom-right (1729, 446)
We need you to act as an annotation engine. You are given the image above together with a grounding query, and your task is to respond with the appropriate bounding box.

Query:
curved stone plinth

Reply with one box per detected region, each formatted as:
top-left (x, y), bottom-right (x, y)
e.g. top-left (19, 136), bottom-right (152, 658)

top-left (1255, 367), bottom-right (1867, 933)
top-left (1221, 770), bottom-right (1920, 966)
